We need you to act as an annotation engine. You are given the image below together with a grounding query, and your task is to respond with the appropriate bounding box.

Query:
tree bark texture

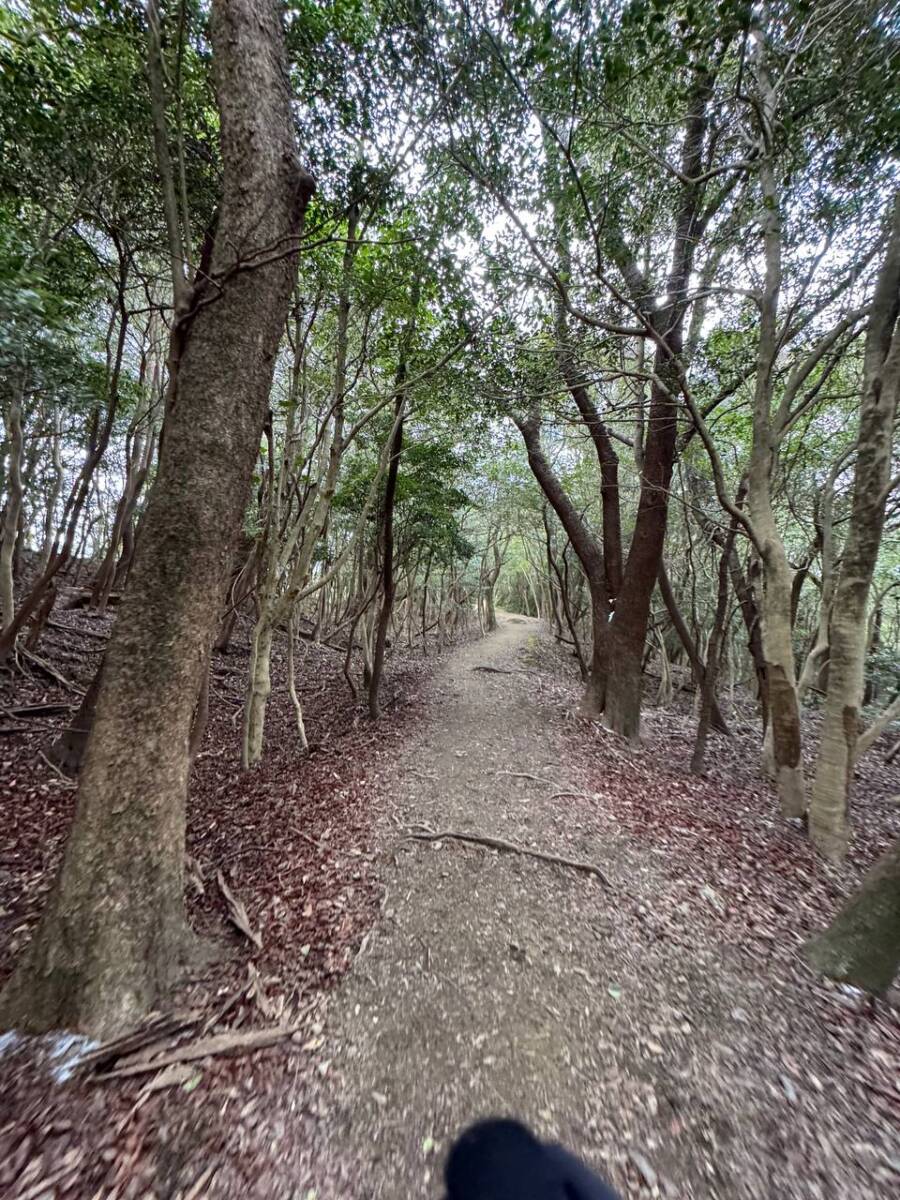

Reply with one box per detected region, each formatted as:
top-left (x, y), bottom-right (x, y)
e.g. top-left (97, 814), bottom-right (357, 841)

top-left (810, 194), bottom-right (900, 860)
top-left (746, 59), bottom-right (806, 817)
top-left (804, 836), bottom-right (900, 994)
top-left (603, 71), bottom-right (711, 739)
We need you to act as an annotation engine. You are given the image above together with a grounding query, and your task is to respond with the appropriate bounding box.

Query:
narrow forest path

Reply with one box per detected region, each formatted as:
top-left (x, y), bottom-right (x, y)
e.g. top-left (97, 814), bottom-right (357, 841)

top-left (300, 616), bottom-right (899, 1200)
top-left (312, 613), bottom-right (639, 1196)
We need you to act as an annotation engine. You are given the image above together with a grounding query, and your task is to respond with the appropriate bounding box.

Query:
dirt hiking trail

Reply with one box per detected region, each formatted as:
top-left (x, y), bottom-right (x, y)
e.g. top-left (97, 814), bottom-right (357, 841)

top-left (307, 615), bottom-right (898, 1200)
top-left (311, 615), bottom-right (696, 1198)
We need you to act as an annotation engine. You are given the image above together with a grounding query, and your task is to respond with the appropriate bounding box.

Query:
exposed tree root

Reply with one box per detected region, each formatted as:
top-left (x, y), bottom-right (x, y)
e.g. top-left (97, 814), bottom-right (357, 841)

top-left (402, 825), bottom-right (612, 887)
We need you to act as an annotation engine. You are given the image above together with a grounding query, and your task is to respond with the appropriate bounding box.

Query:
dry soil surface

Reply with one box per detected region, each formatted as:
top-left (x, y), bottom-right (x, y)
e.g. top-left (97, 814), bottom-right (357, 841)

top-left (304, 613), bottom-right (899, 1200)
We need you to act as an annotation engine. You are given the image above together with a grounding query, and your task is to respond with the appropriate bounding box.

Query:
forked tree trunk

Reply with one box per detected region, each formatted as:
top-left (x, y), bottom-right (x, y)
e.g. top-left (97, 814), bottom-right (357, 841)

top-left (804, 836), bottom-right (900, 994)
top-left (0, 0), bottom-right (313, 1037)
top-left (603, 73), bottom-right (712, 739)
top-left (746, 50), bottom-right (806, 818)
top-left (810, 194), bottom-right (900, 860)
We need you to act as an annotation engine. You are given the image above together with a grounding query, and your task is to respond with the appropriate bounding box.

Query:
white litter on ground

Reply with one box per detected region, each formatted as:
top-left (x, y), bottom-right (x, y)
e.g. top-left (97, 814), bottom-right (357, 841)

top-left (0, 1030), bottom-right (21, 1056)
top-left (47, 1033), bottom-right (97, 1082)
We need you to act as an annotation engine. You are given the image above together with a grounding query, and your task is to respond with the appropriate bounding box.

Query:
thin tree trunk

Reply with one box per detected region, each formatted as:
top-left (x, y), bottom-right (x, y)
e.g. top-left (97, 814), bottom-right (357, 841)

top-left (241, 204), bottom-right (356, 763)
top-left (91, 424), bottom-right (152, 611)
top-left (369, 294), bottom-right (416, 718)
top-left (286, 615), bottom-right (309, 751)
top-left (0, 0), bottom-right (314, 1037)
top-left (0, 379), bottom-right (25, 631)
top-left (243, 616), bottom-right (274, 768)
top-left (691, 518), bottom-right (737, 772)
top-left (658, 563), bottom-right (729, 735)
top-left (38, 412), bottom-right (63, 573)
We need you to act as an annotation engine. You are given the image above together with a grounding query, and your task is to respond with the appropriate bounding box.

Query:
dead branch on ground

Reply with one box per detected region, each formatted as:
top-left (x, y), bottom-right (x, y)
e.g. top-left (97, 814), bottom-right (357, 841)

top-left (402, 825), bottom-right (611, 887)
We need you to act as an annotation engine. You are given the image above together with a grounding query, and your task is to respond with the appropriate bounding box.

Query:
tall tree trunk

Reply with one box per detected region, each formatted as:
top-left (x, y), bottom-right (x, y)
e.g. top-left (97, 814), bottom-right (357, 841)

top-left (810, 194), bottom-right (900, 860)
top-left (746, 40), bottom-right (805, 817)
top-left (0, 0), bottom-right (314, 1037)
top-left (368, 390), bottom-right (404, 719)
top-left (0, 378), bottom-right (25, 632)
top-left (603, 71), bottom-right (712, 739)
top-left (804, 836), bottom-right (900, 994)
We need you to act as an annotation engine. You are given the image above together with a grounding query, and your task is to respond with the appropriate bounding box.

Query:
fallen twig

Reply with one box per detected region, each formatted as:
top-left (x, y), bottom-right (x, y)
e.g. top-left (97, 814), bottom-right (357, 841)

top-left (47, 617), bottom-right (109, 641)
top-left (472, 665), bottom-right (514, 674)
top-left (184, 1165), bottom-right (218, 1200)
top-left (217, 870), bottom-right (263, 950)
top-left (402, 826), bottom-right (612, 887)
top-left (16, 1155), bottom-right (83, 1200)
top-left (37, 750), bottom-right (77, 786)
top-left (200, 981), bottom-right (251, 1036)
top-left (19, 647), bottom-right (84, 694)
top-left (4, 701), bottom-right (73, 719)
top-left (95, 1026), bottom-right (296, 1080)
top-left (74, 1012), bottom-right (202, 1076)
